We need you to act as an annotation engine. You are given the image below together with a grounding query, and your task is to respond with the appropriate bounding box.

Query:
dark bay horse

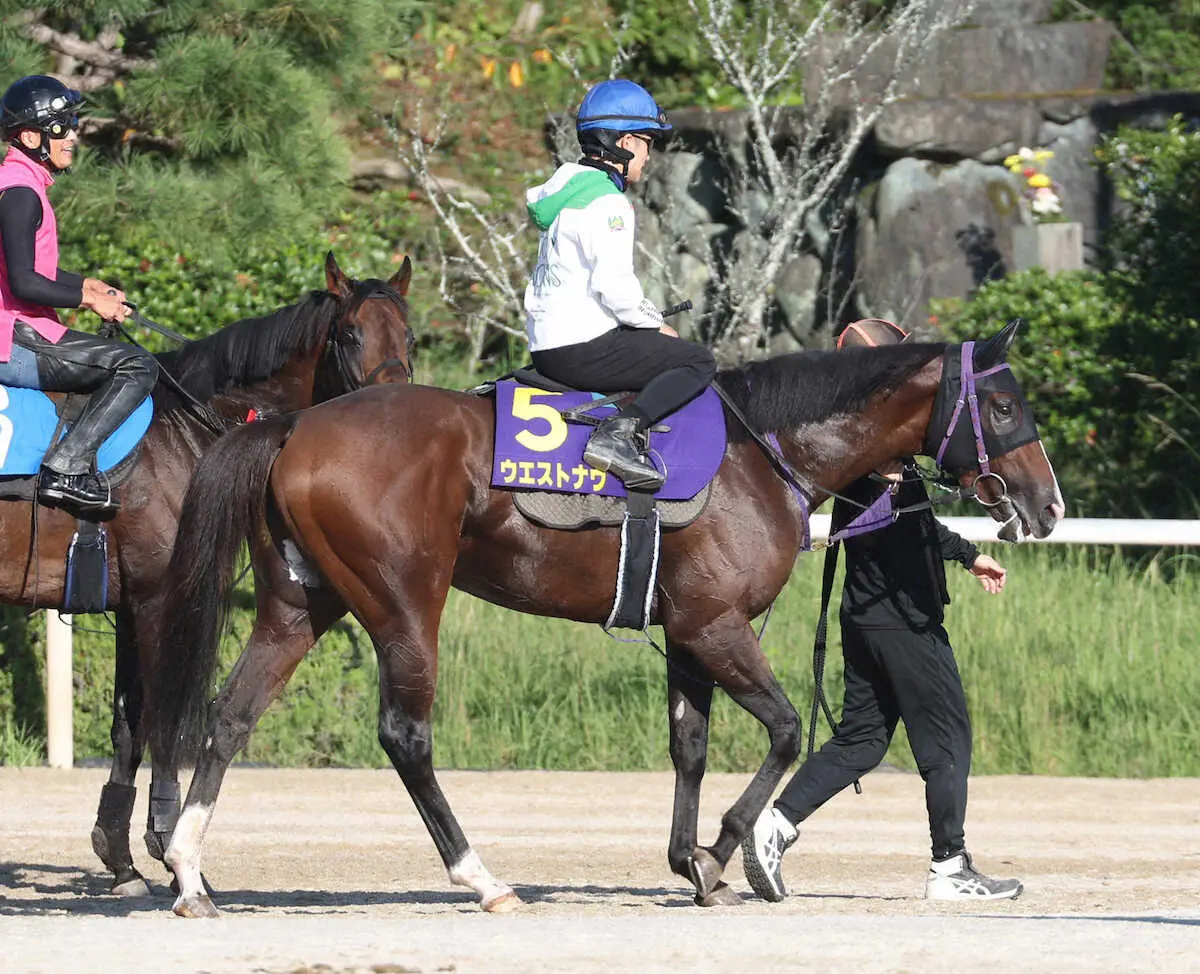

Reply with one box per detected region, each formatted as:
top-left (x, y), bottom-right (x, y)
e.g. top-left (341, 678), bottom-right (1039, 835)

top-left (0, 253), bottom-right (413, 895)
top-left (153, 321), bottom-right (1063, 917)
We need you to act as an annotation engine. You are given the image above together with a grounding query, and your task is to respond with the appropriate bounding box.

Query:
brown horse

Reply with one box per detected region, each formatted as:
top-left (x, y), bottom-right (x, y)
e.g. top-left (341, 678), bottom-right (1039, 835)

top-left (153, 320), bottom-right (1063, 917)
top-left (0, 252), bottom-right (412, 895)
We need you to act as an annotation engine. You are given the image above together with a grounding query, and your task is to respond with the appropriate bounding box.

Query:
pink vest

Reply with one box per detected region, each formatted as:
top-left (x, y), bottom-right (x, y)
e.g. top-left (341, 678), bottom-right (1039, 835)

top-left (0, 149), bottom-right (68, 362)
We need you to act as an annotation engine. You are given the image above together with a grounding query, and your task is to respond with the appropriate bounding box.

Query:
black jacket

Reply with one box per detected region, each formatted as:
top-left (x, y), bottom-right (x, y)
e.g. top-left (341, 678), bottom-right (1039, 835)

top-left (835, 462), bottom-right (978, 631)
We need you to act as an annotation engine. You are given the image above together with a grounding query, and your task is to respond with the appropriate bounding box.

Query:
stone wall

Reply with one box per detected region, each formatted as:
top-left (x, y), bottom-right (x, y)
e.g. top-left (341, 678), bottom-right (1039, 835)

top-left (629, 8), bottom-right (1200, 348)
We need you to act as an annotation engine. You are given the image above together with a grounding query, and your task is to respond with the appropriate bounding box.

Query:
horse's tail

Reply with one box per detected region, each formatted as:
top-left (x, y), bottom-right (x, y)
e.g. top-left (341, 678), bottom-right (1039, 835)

top-left (151, 414), bottom-right (298, 768)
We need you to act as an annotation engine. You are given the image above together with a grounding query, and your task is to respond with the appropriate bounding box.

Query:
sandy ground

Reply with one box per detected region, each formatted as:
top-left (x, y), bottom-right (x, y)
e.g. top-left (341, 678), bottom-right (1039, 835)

top-left (1, 767), bottom-right (1198, 973)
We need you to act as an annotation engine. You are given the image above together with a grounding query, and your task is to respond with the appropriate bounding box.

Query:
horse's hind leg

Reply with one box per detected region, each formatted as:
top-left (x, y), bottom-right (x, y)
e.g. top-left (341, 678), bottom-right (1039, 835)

top-left (667, 618), bottom-right (802, 905)
top-left (90, 605), bottom-right (152, 896)
top-left (373, 621), bottom-right (519, 913)
top-left (166, 583), bottom-right (341, 919)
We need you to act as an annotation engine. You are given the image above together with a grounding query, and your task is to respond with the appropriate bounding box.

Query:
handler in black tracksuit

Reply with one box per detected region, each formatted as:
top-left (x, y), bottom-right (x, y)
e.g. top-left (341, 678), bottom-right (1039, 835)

top-left (778, 466), bottom-right (981, 858)
top-left (741, 318), bottom-right (1022, 902)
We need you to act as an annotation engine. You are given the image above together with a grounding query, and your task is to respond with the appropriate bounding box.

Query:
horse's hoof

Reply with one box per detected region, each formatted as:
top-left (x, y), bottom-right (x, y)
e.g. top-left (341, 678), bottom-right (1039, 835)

top-left (686, 847), bottom-right (725, 900)
top-left (172, 894), bottom-right (220, 919)
top-left (694, 881), bottom-right (743, 908)
top-left (111, 875), bottom-right (152, 898)
top-left (482, 891), bottom-right (523, 914)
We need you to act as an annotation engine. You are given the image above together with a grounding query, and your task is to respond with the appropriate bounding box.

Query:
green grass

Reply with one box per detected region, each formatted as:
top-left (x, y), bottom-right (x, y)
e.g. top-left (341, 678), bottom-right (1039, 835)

top-left (1, 544), bottom-right (1196, 776)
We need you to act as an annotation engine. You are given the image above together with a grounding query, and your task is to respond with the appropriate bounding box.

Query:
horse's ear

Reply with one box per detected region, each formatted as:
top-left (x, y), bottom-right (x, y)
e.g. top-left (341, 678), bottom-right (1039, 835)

top-left (974, 318), bottom-right (1022, 369)
top-left (325, 251), bottom-right (352, 298)
top-left (388, 255), bottom-right (413, 297)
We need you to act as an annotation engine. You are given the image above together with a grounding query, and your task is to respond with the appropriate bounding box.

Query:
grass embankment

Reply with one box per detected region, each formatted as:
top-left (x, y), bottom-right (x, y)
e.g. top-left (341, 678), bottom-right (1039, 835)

top-left (4, 543), bottom-right (1193, 777)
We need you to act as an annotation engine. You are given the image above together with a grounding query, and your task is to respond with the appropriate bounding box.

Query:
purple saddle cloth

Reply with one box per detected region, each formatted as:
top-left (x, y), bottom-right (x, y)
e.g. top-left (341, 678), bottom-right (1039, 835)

top-left (491, 380), bottom-right (726, 500)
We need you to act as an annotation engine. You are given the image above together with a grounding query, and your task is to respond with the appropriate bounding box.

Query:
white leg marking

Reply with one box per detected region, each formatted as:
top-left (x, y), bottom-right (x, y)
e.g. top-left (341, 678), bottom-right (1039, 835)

top-left (165, 803), bottom-right (213, 902)
top-left (448, 848), bottom-right (517, 910)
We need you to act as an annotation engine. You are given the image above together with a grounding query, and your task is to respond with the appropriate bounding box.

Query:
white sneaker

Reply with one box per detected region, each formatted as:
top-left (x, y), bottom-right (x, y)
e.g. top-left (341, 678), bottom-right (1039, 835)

top-left (925, 851), bottom-right (1023, 901)
top-left (740, 806), bottom-right (798, 902)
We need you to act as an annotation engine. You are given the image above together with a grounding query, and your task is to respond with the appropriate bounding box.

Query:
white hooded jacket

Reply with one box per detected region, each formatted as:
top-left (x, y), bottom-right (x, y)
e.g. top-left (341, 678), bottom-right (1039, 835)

top-left (523, 163), bottom-right (663, 352)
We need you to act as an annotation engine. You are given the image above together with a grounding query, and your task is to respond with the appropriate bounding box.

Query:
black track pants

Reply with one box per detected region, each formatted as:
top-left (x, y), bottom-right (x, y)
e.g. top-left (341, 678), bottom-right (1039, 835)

top-left (775, 622), bottom-right (972, 860)
top-left (532, 326), bottom-right (716, 424)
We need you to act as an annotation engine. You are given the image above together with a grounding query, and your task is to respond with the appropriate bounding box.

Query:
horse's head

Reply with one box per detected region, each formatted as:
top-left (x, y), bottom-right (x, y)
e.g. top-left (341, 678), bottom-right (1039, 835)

top-left (924, 319), bottom-right (1065, 541)
top-left (322, 251), bottom-right (415, 392)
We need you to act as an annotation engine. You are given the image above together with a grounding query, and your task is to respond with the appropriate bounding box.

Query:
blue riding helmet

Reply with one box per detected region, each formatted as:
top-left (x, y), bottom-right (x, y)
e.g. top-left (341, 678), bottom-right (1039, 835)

top-left (577, 79), bottom-right (672, 136)
top-left (576, 80), bottom-right (671, 174)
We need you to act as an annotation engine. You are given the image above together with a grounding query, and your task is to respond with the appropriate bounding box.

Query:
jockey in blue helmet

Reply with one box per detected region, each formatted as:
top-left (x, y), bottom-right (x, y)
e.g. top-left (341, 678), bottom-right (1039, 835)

top-left (523, 79), bottom-right (715, 492)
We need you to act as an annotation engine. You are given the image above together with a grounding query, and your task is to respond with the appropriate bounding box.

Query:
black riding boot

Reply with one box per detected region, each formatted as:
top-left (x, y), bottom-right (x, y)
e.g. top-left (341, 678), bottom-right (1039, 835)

top-left (37, 342), bottom-right (158, 516)
top-left (583, 415), bottom-right (664, 492)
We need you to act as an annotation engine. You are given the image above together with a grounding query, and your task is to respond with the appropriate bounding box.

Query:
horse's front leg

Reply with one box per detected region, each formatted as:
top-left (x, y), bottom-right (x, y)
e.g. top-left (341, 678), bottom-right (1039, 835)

top-left (669, 618), bottom-right (802, 906)
top-left (90, 605), bottom-right (152, 896)
top-left (371, 608), bottom-right (519, 913)
top-left (664, 641), bottom-right (739, 905)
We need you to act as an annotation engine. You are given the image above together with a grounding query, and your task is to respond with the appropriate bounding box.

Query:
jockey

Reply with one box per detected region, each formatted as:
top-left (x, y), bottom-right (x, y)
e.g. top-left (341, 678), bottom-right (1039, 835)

top-left (0, 75), bottom-right (158, 516)
top-left (523, 78), bottom-right (715, 492)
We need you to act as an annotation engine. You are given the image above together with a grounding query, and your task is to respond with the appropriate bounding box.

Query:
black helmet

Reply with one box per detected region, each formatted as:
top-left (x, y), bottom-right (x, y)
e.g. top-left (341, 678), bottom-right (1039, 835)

top-left (2, 75), bottom-right (84, 162)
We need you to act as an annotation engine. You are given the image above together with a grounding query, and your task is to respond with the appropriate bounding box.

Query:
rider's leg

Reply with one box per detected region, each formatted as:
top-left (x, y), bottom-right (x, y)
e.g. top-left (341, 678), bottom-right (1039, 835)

top-left (11, 323), bottom-right (158, 511)
top-left (532, 328), bottom-right (715, 490)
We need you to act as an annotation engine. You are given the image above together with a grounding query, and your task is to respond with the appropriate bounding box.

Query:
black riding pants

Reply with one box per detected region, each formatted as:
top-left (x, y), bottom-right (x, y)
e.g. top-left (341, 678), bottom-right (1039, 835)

top-left (9, 321), bottom-right (159, 475)
top-left (775, 621), bottom-right (972, 861)
top-left (531, 326), bottom-right (716, 425)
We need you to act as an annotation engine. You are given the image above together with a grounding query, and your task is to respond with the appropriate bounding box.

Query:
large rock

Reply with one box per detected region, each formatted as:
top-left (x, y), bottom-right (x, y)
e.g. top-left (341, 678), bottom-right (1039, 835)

top-left (855, 158), bottom-right (1023, 329)
top-left (643, 150), bottom-right (727, 237)
top-left (955, 0), bottom-right (1054, 26)
top-left (1036, 115), bottom-right (1101, 251)
top-left (806, 23), bottom-right (1114, 106)
top-left (876, 98), bottom-right (1044, 159)
top-left (773, 254), bottom-right (824, 349)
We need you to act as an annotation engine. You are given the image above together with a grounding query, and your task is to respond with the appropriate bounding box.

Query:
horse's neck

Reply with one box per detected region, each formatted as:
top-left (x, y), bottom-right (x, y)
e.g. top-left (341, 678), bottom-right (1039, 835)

top-left (782, 358), bottom-right (942, 505)
top-left (209, 349), bottom-right (323, 419)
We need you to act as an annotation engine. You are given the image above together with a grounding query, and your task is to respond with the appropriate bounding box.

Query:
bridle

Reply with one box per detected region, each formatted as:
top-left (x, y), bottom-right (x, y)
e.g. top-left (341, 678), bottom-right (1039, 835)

top-left (930, 340), bottom-right (1021, 538)
top-left (323, 283), bottom-right (413, 392)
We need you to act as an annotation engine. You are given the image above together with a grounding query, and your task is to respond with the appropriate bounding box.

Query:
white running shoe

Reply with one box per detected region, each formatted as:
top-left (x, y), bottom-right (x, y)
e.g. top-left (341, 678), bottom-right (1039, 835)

top-left (740, 805), bottom-right (798, 902)
top-left (925, 851), bottom-right (1023, 901)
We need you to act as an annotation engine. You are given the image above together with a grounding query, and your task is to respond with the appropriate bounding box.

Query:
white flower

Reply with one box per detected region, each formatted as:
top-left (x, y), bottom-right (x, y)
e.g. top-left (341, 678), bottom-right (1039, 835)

top-left (1031, 186), bottom-right (1062, 215)
top-left (1018, 146), bottom-right (1036, 160)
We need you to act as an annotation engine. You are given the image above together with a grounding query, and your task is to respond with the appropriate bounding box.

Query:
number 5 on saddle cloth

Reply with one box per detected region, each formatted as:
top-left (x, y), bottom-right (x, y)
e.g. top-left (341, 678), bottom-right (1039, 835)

top-left (489, 376), bottom-right (726, 631)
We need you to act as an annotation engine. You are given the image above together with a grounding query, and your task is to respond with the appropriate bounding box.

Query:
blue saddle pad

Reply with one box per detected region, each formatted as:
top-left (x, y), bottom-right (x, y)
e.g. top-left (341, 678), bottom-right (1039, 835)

top-left (491, 381), bottom-right (726, 500)
top-left (0, 385), bottom-right (154, 477)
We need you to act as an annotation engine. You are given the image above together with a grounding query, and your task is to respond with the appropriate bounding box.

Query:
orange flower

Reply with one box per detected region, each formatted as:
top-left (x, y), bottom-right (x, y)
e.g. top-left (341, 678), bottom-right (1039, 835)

top-left (481, 58), bottom-right (496, 79)
top-left (444, 43), bottom-right (457, 66)
top-left (509, 61), bottom-right (524, 87)
top-left (532, 48), bottom-right (552, 65)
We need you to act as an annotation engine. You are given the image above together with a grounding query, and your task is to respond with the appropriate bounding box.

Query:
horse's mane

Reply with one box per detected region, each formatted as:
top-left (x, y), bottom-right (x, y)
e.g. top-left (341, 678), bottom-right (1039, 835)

top-left (152, 289), bottom-right (339, 407)
top-left (716, 342), bottom-right (946, 433)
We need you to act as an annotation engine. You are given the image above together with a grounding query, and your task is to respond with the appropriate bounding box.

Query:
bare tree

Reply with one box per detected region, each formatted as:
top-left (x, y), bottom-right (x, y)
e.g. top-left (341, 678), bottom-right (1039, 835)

top-left (690, 0), bottom-right (977, 359)
top-left (392, 0), bottom-right (976, 364)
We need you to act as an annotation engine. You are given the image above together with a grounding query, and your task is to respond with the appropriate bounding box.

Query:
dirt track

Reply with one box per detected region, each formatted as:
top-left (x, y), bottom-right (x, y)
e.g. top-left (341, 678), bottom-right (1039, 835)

top-left (2, 767), bottom-right (1198, 972)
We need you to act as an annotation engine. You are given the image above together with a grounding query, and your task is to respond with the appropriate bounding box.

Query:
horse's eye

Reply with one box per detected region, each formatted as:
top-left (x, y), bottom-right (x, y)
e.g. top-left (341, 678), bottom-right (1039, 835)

top-left (996, 400), bottom-right (1013, 416)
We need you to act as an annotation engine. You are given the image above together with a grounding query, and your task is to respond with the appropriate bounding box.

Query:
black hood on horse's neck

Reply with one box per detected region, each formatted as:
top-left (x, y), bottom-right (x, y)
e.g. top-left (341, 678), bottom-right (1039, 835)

top-left (716, 343), bottom-right (946, 435)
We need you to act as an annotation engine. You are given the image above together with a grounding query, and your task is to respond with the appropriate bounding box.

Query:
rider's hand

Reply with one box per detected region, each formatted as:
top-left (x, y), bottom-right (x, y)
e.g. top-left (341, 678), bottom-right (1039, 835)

top-left (659, 324), bottom-right (679, 338)
top-left (969, 553), bottom-right (1007, 594)
top-left (81, 278), bottom-right (130, 322)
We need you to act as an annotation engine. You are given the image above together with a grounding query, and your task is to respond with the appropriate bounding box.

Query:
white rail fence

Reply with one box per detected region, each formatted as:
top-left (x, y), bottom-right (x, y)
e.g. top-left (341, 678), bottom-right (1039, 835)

top-left (39, 517), bottom-right (1200, 768)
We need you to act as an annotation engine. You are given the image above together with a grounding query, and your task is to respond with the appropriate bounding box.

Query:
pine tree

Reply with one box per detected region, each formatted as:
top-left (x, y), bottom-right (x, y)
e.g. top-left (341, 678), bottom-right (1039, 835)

top-left (1, 1), bottom-right (425, 258)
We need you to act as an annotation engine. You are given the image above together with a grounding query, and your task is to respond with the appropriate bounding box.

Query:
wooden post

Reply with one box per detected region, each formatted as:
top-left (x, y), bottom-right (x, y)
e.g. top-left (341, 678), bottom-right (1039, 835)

top-left (44, 610), bottom-right (73, 769)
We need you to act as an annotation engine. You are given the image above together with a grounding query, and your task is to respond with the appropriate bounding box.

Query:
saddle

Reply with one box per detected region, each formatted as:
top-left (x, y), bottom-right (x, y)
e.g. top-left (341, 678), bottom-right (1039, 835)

top-left (480, 368), bottom-right (727, 630)
top-left (0, 384), bottom-right (154, 503)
